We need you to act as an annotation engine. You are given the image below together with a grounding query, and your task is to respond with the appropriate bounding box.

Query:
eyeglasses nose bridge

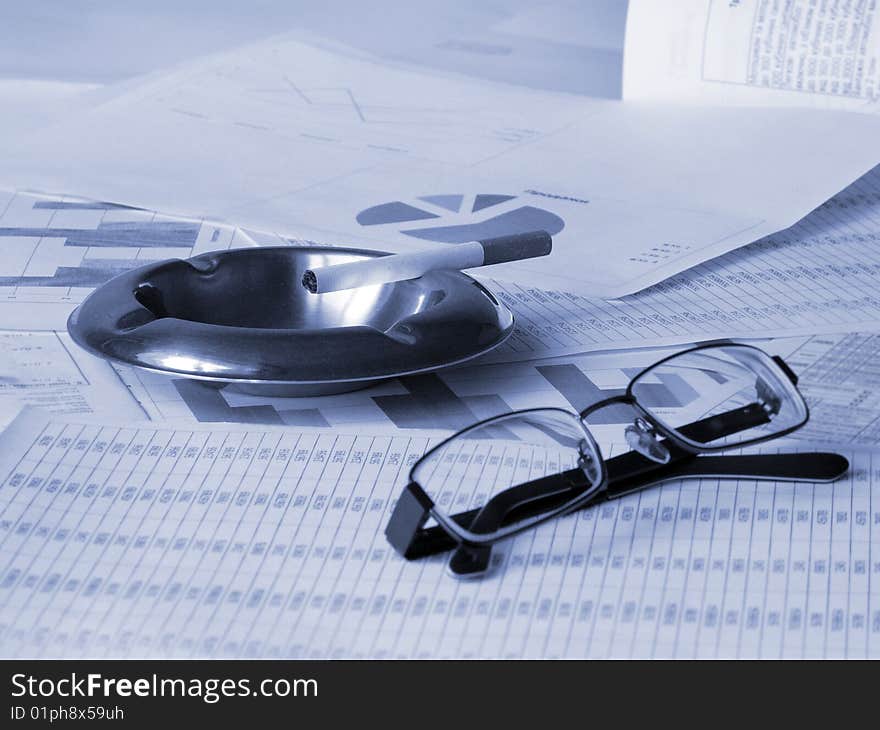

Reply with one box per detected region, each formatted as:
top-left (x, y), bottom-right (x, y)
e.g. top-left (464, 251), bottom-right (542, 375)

top-left (577, 395), bottom-right (672, 464)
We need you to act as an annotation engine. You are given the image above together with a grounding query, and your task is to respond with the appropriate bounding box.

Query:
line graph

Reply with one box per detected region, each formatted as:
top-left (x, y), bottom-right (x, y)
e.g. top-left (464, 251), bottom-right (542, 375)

top-left (284, 76), bottom-right (366, 122)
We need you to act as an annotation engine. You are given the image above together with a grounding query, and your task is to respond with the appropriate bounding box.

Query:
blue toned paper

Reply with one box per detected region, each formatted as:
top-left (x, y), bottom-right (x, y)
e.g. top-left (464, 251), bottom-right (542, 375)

top-left (0, 409), bottom-right (877, 659)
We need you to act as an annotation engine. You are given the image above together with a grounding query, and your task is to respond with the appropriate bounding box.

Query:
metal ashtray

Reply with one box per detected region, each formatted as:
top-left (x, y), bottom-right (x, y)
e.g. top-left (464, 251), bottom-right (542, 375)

top-left (67, 246), bottom-right (514, 395)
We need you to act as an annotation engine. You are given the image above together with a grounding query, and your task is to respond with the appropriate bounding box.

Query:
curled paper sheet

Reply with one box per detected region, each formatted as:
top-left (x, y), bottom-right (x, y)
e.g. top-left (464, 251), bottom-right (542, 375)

top-left (3, 6), bottom-right (880, 297)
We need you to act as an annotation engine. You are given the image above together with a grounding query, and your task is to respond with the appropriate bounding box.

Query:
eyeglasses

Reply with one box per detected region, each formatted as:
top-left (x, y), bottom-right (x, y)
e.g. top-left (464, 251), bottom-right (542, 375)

top-left (385, 343), bottom-right (849, 577)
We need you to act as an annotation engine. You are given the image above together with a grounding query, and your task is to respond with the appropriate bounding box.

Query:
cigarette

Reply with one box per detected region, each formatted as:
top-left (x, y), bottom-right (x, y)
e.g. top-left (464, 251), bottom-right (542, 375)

top-left (301, 230), bottom-right (552, 294)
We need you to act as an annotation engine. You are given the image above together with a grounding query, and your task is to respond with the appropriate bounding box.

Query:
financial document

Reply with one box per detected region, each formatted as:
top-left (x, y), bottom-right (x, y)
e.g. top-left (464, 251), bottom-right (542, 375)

top-left (9, 162), bottom-right (880, 351)
top-left (4, 28), bottom-right (880, 296)
top-left (485, 163), bottom-right (880, 360)
top-left (771, 332), bottom-right (880, 447)
top-left (112, 343), bottom-right (702, 431)
top-left (0, 190), bottom-right (257, 330)
top-left (110, 327), bottom-right (880, 450)
top-left (0, 331), bottom-right (143, 430)
top-left (0, 409), bottom-right (876, 659)
top-left (625, 0), bottom-right (880, 112)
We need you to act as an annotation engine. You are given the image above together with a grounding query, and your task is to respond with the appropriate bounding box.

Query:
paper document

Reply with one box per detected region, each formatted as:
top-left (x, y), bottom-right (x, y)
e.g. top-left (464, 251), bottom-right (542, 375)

top-left (8, 159), bottom-right (880, 347)
top-left (0, 331), bottom-right (144, 430)
top-left (769, 332), bottom-right (880, 447)
top-left (4, 28), bottom-right (880, 296)
top-left (0, 409), bottom-right (876, 659)
top-left (0, 79), bottom-right (101, 139)
top-left (0, 191), bottom-right (257, 330)
top-left (110, 327), bottom-right (880, 449)
top-left (276, 1), bottom-right (628, 98)
top-left (625, 0), bottom-right (880, 112)
top-left (112, 344), bottom-right (708, 432)
top-left (482, 163), bottom-right (880, 360)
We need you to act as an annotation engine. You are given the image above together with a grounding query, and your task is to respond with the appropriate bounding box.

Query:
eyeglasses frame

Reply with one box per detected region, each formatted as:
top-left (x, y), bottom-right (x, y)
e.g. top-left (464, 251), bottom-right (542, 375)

top-left (386, 343), bottom-right (812, 561)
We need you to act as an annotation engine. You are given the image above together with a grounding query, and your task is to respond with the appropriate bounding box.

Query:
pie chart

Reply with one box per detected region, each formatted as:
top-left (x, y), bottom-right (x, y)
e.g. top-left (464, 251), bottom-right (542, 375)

top-left (355, 193), bottom-right (565, 243)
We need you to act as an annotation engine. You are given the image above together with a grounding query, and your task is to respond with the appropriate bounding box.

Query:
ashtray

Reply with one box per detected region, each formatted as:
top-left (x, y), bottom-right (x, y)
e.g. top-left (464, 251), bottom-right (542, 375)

top-left (66, 246), bottom-right (514, 395)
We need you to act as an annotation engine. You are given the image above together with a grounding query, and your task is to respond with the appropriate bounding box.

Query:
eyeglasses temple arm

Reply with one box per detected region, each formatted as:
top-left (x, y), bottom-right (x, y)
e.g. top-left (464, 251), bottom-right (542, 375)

top-left (604, 451), bottom-right (848, 499)
top-left (387, 402), bottom-right (772, 559)
top-left (392, 446), bottom-right (851, 561)
top-left (449, 450), bottom-right (849, 575)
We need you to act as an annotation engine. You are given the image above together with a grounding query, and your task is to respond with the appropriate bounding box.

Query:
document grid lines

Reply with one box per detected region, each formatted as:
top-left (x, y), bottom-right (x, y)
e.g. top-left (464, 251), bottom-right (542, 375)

top-left (0, 414), bottom-right (877, 659)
